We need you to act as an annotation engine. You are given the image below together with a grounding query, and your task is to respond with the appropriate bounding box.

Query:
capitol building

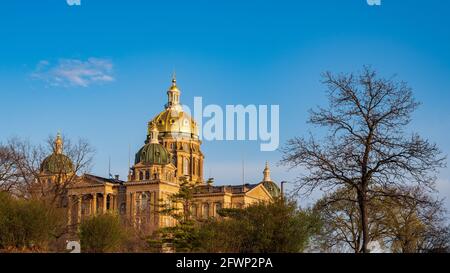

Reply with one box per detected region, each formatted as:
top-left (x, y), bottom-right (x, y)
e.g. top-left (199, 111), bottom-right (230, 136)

top-left (37, 76), bottom-right (280, 233)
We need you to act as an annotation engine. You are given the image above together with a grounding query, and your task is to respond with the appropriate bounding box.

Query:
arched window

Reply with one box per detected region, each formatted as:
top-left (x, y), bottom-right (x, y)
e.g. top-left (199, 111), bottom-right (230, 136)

top-left (183, 157), bottom-right (189, 175)
top-left (139, 171), bottom-right (143, 181)
top-left (202, 203), bottom-right (209, 219)
top-left (145, 170), bottom-right (150, 180)
top-left (190, 204), bottom-right (198, 218)
top-left (214, 202), bottom-right (222, 216)
top-left (141, 192), bottom-right (149, 211)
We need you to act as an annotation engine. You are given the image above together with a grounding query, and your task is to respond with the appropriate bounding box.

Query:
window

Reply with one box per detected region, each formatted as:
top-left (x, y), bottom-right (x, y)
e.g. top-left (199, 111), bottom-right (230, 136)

top-left (145, 170), bottom-right (150, 180)
top-left (190, 204), bottom-right (198, 218)
top-left (141, 192), bottom-right (149, 211)
top-left (215, 202), bottom-right (222, 216)
top-left (139, 171), bottom-right (143, 181)
top-left (172, 155), bottom-right (177, 165)
top-left (183, 157), bottom-right (189, 175)
top-left (202, 203), bottom-right (209, 218)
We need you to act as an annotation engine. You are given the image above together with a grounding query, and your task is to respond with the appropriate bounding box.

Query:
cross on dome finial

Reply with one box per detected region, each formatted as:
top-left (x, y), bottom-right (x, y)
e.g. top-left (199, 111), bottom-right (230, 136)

top-left (172, 71), bottom-right (177, 85)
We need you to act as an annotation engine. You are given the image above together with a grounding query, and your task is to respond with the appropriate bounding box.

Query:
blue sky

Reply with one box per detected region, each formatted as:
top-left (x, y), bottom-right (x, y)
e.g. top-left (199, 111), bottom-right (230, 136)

top-left (0, 0), bottom-right (449, 206)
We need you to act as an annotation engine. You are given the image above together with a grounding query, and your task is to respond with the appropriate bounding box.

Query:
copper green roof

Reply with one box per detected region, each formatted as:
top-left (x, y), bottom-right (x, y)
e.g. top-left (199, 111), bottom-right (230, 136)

top-left (135, 143), bottom-right (171, 165)
top-left (40, 153), bottom-right (74, 174)
top-left (261, 181), bottom-right (281, 198)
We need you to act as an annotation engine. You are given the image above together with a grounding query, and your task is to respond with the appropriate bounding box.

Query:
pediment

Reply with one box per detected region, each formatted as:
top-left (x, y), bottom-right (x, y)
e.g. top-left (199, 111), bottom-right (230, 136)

top-left (245, 183), bottom-right (273, 201)
top-left (71, 174), bottom-right (116, 188)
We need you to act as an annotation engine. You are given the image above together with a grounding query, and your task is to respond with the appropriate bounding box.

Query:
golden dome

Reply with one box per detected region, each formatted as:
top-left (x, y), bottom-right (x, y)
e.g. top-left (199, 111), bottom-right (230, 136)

top-left (150, 109), bottom-right (199, 138)
top-left (149, 75), bottom-right (199, 139)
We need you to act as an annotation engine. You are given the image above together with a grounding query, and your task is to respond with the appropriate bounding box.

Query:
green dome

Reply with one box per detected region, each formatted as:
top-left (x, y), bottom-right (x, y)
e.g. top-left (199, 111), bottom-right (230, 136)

top-left (262, 181), bottom-right (281, 198)
top-left (40, 154), bottom-right (74, 174)
top-left (135, 143), bottom-right (171, 165)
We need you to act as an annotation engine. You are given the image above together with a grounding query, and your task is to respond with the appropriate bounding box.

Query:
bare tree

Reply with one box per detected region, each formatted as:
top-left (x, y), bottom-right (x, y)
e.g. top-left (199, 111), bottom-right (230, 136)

top-left (0, 145), bottom-right (20, 193)
top-left (4, 135), bottom-right (94, 206)
top-left (282, 67), bottom-right (446, 252)
top-left (4, 137), bottom-right (46, 198)
top-left (42, 135), bottom-right (95, 206)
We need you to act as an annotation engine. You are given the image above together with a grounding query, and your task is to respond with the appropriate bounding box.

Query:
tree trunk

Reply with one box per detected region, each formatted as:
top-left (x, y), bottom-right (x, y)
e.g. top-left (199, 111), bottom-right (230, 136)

top-left (358, 189), bottom-right (369, 253)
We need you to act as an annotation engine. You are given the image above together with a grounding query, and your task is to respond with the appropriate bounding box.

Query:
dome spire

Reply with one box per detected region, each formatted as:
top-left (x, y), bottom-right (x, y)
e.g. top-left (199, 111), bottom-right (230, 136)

top-left (263, 161), bottom-right (271, 182)
top-left (55, 132), bottom-right (63, 155)
top-left (172, 71), bottom-right (177, 85)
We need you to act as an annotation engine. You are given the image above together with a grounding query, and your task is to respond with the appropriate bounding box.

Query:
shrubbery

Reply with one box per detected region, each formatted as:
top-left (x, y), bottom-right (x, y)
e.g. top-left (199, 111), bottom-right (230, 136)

top-left (0, 192), bottom-right (66, 252)
top-left (79, 213), bottom-right (126, 253)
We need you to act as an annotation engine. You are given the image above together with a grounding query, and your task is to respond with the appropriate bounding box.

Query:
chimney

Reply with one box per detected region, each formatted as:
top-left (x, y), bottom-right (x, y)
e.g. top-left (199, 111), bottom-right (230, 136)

top-left (114, 175), bottom-right (120, 180)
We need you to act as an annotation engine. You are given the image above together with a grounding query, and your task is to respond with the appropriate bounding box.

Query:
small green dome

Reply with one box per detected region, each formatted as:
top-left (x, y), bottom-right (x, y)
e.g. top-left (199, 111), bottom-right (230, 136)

top-left (40, 154), bottom-right (74, 174)
top-left (262, 181), bottom-right (281, 198)
top-left (135, 143), bottom-right (171, 165)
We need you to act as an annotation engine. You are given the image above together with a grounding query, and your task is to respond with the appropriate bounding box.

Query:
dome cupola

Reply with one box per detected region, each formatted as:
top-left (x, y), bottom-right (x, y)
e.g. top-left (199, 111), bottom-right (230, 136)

top-left (40, 132), bottom-right (74, 174)
top-left (135, 123), bottom-right (171, 165)
top-left (150, 75), bottom-right (199, 139)
top-left (166, 73), bottom-right (181, 109)
top-left (260, 162), bottom-right (281, 198)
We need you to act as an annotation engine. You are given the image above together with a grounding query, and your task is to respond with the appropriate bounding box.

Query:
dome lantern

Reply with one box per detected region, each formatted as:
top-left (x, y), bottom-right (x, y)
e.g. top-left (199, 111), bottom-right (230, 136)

top-left (40, 132), bottom-right (74, 174)
top-left (263, 161), bottom-right (271, 182)
top-left (150, 74), bottom-right (199, 139)
top-left (55, 132), bottom-right (63, 154)
top-left (136, 124), bottom-right (171, 165)
top-left (166, 73), bottom-right (180, 108)
top-left (148, 122), bottom-right (159, 144)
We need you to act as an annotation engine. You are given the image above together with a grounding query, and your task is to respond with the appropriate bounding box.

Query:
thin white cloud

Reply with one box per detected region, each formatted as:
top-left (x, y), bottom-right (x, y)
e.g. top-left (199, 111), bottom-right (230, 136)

top-left (31, 58), bottom-right (115, 87)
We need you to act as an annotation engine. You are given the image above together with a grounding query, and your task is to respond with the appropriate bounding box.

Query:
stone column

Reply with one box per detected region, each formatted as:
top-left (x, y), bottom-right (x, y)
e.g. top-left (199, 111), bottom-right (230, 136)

top-left (138, 192), bottom-right (142, 214)
top-left (113, 195), bottom-right (117, 212)
top-left (191, 156), bottom-right (194, 179)
top-left (67, 195), bottom-right (72, 226)
top-left (209, 202), bottom-right (214, 217)
top-left (92, 193), bottom-right (97, 215)
top-left (77, 195), bottom-right (82, 224)
top-left (151, 191), bottom-right (156, 224)
top-left (200, 159), bottom-right (204, 180)
top-left (102, 193), bottom-right (107, 213)
top-left (111, 195), bottom-right (115, 212)
top-left (131, 192), bottom-right (136, 226)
